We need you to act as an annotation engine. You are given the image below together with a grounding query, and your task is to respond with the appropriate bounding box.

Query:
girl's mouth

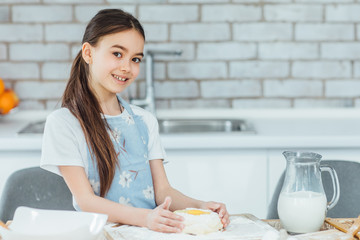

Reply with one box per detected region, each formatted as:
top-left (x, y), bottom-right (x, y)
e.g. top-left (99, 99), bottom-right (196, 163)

top-left (112, 74), bottom-right (128, 82)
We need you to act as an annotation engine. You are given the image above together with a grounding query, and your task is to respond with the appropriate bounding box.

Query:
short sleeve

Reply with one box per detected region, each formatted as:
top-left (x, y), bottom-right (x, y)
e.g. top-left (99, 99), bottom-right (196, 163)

top-left (40, 109), bottom-right (86, 176)
top-left (131, 105), bottom-right (166, 161)
top-left (146, 113), bottom-right (167, 161)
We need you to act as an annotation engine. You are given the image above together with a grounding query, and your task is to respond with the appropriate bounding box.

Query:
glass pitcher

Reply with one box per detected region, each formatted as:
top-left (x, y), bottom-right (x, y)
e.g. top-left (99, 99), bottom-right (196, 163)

top-left (277, 151), bottom-right (340, 234)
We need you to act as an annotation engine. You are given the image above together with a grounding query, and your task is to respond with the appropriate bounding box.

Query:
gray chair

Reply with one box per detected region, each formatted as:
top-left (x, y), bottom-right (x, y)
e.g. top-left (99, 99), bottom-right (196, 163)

top-left (267, 160), bottom-right (360, 219)
top-left (0, 167), bottom-right (75, 222)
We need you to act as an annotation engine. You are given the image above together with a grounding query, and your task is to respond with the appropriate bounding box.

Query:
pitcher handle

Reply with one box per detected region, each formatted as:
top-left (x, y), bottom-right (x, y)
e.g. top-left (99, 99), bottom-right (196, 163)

top-left (320, 165), bottom-right (340, 210)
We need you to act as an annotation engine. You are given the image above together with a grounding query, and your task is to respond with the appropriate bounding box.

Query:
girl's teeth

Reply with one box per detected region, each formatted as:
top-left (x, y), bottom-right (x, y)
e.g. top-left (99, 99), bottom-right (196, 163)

top-left (113, 75), bottom-right (126, 81)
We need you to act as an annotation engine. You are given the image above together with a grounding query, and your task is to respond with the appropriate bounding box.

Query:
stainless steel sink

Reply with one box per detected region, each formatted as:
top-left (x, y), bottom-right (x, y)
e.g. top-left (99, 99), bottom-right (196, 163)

top-left (158, 119), bottom-right (253, 134)
top-left (17, 120), bottom-right (45, 135)
top-left (17, 119), bottom-right (254, 135)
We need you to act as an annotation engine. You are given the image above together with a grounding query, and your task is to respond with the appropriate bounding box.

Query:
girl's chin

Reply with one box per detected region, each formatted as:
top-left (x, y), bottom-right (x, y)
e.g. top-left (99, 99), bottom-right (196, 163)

top-left (110, 83), bottom-right (129, 93)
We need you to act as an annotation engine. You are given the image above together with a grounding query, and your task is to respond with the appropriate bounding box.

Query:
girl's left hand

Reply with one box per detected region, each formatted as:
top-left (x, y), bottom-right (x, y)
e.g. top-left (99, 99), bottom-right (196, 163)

top-left (201, 201), bottom-right (230, 228)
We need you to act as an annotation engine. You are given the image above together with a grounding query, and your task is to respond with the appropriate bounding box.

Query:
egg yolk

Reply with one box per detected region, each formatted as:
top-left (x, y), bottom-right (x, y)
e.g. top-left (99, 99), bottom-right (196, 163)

top-left (185, 209), bottom-right (210, 215)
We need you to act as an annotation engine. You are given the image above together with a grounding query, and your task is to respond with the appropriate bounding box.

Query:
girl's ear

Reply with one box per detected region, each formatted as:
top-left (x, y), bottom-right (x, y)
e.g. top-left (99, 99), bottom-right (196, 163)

top-left (82, 42), bottom-right (92, 64)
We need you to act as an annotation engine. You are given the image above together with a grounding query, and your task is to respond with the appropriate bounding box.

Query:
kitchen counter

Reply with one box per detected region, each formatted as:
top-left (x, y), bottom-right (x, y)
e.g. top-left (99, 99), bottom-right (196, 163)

top-left (1, 108), bottom-right (360, 151)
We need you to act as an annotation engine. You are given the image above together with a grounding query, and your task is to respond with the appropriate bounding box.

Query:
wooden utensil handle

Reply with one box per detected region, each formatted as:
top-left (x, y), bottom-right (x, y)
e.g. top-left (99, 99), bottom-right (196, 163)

top-left (348, 216), bottom-right (360, 238)
top-left (0, 221), bottom-right (8, 230)
top-left (326, 218), bottom-right (360, 239)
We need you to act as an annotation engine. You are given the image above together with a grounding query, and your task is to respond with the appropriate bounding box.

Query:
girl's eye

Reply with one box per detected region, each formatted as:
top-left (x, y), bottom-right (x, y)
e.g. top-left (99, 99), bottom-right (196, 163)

top-left (133, 58), bottom-right (142, 63)
top-left (113, 52), bottom-right (122, 58)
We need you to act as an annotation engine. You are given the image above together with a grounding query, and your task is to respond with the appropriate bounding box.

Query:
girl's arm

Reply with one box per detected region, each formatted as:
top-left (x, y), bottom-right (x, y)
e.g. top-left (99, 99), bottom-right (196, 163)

top-left (59, 166), bottom-right (184, 233)
top-left (150, 159), bottom-right (230, 227)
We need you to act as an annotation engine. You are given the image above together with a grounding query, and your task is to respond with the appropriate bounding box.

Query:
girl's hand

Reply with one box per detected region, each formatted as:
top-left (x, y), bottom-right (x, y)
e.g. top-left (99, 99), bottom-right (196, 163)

top-left (202, 201), bottom-right (230, 228)
top-left (146, 196), bottom-right (184, 233)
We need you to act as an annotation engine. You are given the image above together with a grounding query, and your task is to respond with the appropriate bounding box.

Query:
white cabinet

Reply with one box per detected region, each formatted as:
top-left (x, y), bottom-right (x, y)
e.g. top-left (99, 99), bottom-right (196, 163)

top-left (0, 151), bottom-right (41, 196)
top-left (1, 146), bottom-right (360, 220)
top-left (164, 149), bottom-right (268, 218)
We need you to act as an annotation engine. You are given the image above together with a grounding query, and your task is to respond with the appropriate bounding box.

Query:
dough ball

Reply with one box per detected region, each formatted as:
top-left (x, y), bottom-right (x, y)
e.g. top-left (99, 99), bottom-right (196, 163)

top-left (174, 208), bottom-right (223, 235)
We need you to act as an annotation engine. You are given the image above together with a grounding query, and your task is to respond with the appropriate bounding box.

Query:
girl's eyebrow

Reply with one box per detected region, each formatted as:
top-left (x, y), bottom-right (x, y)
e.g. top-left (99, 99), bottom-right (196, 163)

top-left (111, 44), bottom-right (144, 57)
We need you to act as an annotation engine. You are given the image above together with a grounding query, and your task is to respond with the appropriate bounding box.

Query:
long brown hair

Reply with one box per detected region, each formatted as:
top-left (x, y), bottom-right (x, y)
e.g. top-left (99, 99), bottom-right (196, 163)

top-left (62, 9), bottom-right (145, 197)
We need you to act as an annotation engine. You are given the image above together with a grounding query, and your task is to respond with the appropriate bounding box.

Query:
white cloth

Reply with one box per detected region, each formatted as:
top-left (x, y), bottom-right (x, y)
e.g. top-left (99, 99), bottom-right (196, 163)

top-left (40, 105), bottom-right (166, 176)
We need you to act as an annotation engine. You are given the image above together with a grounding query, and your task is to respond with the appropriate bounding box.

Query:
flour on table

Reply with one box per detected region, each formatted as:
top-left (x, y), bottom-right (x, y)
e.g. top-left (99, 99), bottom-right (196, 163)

top-left (104, 215), bottom-right (278, 240)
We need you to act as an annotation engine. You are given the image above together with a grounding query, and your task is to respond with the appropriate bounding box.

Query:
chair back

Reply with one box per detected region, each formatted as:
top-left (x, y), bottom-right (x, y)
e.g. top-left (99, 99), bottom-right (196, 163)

top-left (0, 167), bottom-right (75, 222)
top-left (267, 160), bottom-right (360, 219)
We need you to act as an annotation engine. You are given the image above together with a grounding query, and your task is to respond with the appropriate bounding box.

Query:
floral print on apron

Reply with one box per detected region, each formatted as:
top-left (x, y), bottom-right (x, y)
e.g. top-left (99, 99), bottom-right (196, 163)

top-left (87, 97), bottom-right (156, 209)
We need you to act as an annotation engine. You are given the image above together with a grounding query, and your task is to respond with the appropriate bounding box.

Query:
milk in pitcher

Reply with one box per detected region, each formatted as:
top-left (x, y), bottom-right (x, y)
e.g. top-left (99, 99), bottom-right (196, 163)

top-left (278, 190), bottom-right (327, 233)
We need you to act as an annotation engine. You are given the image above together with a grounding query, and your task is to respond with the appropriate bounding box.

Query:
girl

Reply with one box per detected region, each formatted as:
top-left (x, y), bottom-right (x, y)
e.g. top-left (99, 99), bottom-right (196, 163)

top-left (41, 8), bottom-right (229, 233)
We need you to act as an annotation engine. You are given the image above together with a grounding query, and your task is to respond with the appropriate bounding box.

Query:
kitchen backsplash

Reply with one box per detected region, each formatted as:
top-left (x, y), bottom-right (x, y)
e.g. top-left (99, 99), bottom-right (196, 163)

top-left (1, 0), bottom-right (360, 110)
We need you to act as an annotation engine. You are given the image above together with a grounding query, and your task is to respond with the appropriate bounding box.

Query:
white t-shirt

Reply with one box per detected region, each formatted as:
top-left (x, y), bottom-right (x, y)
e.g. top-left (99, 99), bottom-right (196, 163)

top-left (40, 105), bottom-right (166, 176)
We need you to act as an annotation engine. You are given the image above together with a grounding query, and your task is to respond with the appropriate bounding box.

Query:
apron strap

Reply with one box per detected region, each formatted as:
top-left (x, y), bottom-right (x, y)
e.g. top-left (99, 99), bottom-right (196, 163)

top-left (116, 96), bottom-right (149, 136)
top-left (117, 96), bottom-right (135, 116)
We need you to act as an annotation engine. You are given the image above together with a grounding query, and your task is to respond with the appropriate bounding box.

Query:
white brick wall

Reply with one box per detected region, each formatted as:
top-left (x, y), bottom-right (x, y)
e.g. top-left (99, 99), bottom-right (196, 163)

top-left (264, 5), bottom-right (322, 22)
top-left (137, 62), bottom-right (165, 80)
top-left (292, 61), bottom-right (351, 78)
top-left (297, 0), bottom-right (353, 2)
top-left (0, 6), bottom-right (9, 22)
top-left (233, 99), bottom-right (292, 108)
top-left (355, 62), bottom-right (360, 78)
top-left (197, 43), bottom-right (256, 60)
top-left (144, 43), bottom-right (195, 60)
top-left (169, 0), bottom-right (226, 2)
top-left (326, 5), bottom-right (360, 22)
top-left (171, 24), bottom-right (230, 41)
top-left (0, 63), bottom-right (39, 79)
top-left (321, 43), bottom-right (360, 60)
top-left (75, 5), bottom-right (136, 22)
top-left (42, 62), bottom-right (72, 81)
top-left (264, 80), bottom-right (322, 97)
top-left (326, 80), bottom-right (360, 97)
top-left (0, 25), bottom-right (42, 42)
top-left (13, 5), bottom-right (72, 23)
top-left (1, 1), bottom-right (360, 110)
top-left (10, 44), bottom-right (69, 61)
top-left (154, 81), bottom-right (199, 98)
top-left (45, 24), bottom-right (86, 42)
top-left (202, 5), bottom-right (261, 22)
top-left (294, 99), bottom-right (353, 108)
top-left (171, 99), bottom-right (230, 108)
top-left (44, 0), bottom-right (103, 3)
top-left (14, 81), bottom-right (66, 99)
top-left (142, 24), bottom-right (168, 42)
top-left (0, 44), bottom-right (6, 60)
top-left (168, 62), bottom-right (227, 79)
top-left (295, 24), bottom-right (354, 41)
top-left (234, 23), bottom-right (292, 41)
top-left (355, 99), bottom-right (360, 108)
top-left (139, 5), bottom-right (198, 22)
top-left (0, 0), bottom-right (40, 2)
top-left (230, 61), bottom-right (289, 78)
top-left (259, 43), bottom-right (318, 60)
top-left (201, 80), bottom-right (261, 98)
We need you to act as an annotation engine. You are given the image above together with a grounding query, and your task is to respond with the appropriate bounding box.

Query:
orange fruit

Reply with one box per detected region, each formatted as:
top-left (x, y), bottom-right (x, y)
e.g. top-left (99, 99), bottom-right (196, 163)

top-left (0, 78), bottom-right (4, 96)
top-left (0, 89), bottom-right (19, 114)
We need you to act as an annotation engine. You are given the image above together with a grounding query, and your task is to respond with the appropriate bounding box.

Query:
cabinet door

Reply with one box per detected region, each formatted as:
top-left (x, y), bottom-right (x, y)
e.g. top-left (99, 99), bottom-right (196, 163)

top-left (0, 151), bottom-right (41, 197)
top-left (164, 149), bottom-right (268, 218)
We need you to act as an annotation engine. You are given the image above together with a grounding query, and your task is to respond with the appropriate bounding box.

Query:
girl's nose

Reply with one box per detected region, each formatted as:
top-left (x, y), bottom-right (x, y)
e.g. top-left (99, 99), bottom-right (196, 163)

top-left (120, 60), bottom-right (131, 72)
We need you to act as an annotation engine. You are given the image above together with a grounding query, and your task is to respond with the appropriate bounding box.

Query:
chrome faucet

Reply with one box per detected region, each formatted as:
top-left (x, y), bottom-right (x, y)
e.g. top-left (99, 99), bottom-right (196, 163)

top-left (130, 49), bottom-right (182, 114)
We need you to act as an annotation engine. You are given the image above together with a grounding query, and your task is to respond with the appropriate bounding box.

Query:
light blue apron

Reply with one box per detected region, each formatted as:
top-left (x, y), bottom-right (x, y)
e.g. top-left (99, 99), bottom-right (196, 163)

top-left (86, 97), bottom-right (156, 209)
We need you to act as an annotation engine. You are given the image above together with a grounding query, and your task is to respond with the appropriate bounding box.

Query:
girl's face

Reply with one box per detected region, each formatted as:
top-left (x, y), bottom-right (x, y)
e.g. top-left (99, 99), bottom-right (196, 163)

top-left (84, 29), bottom-right (144, 99)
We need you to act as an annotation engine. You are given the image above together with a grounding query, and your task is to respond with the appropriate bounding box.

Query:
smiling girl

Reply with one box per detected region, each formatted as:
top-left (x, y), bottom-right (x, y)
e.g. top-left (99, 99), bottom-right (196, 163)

top-left (40, 9), bottom-right (229, 233)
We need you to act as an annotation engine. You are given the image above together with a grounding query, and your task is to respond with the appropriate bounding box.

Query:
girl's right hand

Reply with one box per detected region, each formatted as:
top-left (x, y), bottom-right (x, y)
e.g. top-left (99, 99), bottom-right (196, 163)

top-left (146, 196), bottom-right (184, 233)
